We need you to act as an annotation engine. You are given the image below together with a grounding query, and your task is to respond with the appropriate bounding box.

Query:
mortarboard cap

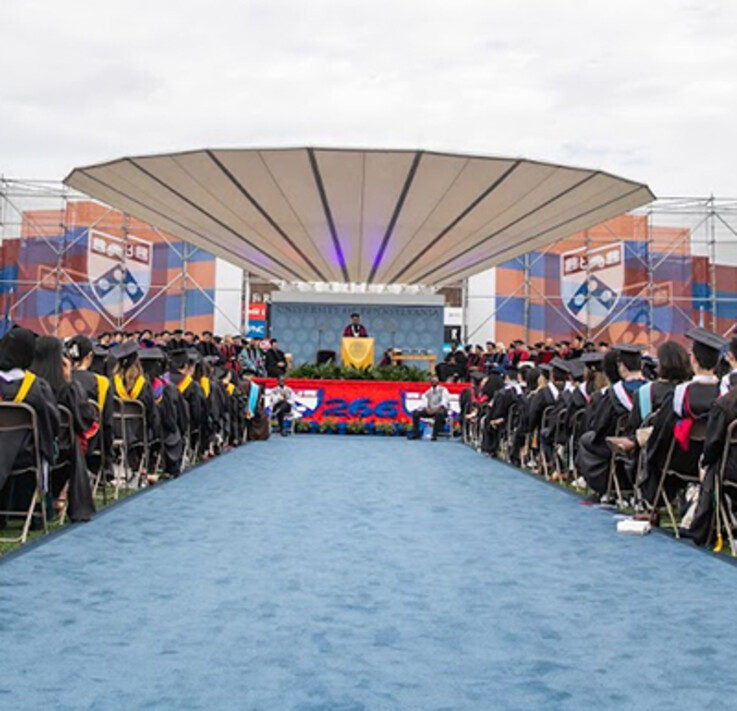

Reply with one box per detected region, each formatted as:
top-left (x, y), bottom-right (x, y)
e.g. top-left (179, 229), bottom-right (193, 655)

top-left (581, 352), bottom-right (604, 365)
top-left (169, 349), bottom-right (190, 370)
top-left (110, 341), bottom-right (139, 369)
top-left (614, 343), bottom-right (645, 355)
top-left (539, 362), bottom-right (552, 375)
top-left (66, 335), bottom-right (93, 362)
top-left (550, 357), bottom-right (571, 374)
top-left (685, 327), bottom-right (728, 354)
top-left (139, 347), bottom-right (165, 361)
top-left (568, 359), bottom-right (585, 380)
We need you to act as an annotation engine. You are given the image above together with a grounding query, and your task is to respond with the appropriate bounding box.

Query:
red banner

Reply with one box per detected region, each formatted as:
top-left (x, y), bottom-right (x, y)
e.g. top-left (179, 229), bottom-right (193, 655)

top-left (257, 378), bottom-right (468, 423)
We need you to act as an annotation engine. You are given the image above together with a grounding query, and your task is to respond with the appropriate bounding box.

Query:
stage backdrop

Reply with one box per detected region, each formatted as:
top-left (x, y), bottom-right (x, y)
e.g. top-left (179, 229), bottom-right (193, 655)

top-left (269, 292), bottom-right (444, 366)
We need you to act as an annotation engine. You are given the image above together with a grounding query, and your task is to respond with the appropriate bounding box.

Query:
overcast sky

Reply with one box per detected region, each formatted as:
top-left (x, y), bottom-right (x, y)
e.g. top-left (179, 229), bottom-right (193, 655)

top-left (1, 0), bottom-right (735, 197)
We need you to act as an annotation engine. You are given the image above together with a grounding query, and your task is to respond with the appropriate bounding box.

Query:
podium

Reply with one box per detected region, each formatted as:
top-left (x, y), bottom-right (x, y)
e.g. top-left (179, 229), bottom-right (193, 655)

top-left (341, 337), bottom-right (375, 368)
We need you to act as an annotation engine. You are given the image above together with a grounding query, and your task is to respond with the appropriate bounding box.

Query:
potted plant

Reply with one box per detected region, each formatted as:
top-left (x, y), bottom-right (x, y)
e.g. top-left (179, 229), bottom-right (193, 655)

top-left (319, 418), bottom-right (338, 434)
top-left (376, 422), bottom-right (395, 436)
top-left (393, 421), bottom-right (407, 436)
top-left (295, 419), bottom-right (312, 434)
top-left (347, 419), bottom-right (367, 435)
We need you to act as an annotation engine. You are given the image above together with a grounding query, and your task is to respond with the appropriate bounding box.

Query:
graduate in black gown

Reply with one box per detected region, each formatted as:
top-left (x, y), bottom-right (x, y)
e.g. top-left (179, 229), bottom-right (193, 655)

top-left (111, 341), bottom-right (160, 474)
top-left (240, 368), bottom-right (270, 441)
top-left (31, 336), bottom-right (96, 522)
top-left (513, 366), bottom-right (542, 465)
top-left (0, 328), bottom-right (60, 527)
top-left (690, 386), bottom-right (737, 545)
top-left (68, 335), bottom-right (114, 480)
top-left (564, 352), bottom-right (605, 453)
top-left (641, 328), bottom-right (726, 508)
top-left (140, 348), bottom-right (188, 477)
top-left (529, 359), bottom-right (569, 465)
top-left (719, 335), bottom-right (737, 396)
top-left (486, 365), bottom-right (524, 458)
top-left (168, 349), bottom-right (209, 456)
top-left (576, 344), bottom-right (648, 498)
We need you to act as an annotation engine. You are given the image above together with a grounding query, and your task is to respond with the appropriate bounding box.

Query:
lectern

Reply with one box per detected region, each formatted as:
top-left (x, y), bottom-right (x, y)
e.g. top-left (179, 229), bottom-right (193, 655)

top-left (341, 337), bottom-right (375, 368)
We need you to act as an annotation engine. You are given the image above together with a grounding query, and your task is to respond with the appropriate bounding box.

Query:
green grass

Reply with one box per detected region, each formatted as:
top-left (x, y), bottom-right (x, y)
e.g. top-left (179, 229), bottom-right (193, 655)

top-left (0, 487), bottom-right (137, 558)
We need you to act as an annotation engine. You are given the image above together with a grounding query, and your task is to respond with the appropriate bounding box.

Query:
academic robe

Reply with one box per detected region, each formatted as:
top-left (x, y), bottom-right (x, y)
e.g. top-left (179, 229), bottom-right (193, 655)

top-left (240, 380), bottom-right (270, 441)
top-left (564, 382), bottom-right (595, 450)
top-left (690, 392), bottom-right (737, 545)
top-left (155, 375), bottom-right (189, 476)
top-left (576, 379), bottom-right (647, 494)
top-left (112, 374), bottom-right (160, 471)
top-left (72, 369), bottom-right (114, 476)
top-left (0, 371), bottom-right (60, 525)
top-left (52, 380), bottom-right (97, 522)
top-left (485, 383), bottom-right (523, 458)
top-left (224, 382), bottom-right (245, 445)
top-left (168, 372), bottom-right (208, 454)
top-left (528, 383), bottom-right (561, 442)
top-left (265, 349), bottom-right (287, 378)
top-left (641, 378), bottom-right (720, 506)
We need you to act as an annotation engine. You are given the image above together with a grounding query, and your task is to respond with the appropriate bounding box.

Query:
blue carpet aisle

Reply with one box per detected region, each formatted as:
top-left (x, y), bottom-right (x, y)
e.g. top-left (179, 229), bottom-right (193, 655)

top-left (1, 437), bottom-right (736, 710)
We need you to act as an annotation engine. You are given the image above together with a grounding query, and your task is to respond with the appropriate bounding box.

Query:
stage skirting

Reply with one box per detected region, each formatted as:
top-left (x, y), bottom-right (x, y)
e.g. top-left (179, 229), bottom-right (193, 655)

top-left (258, 378), bottom-right (467, 424)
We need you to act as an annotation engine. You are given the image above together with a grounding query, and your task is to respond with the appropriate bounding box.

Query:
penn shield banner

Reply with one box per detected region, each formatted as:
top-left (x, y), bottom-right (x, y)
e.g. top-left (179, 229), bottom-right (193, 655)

top-left (258, 379), bottom-right (468, 424)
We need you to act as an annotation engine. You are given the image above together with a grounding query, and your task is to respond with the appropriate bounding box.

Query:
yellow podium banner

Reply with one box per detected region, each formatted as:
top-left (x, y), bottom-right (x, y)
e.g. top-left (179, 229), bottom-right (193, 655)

top-left (341, 337), bottom-right (375, 368)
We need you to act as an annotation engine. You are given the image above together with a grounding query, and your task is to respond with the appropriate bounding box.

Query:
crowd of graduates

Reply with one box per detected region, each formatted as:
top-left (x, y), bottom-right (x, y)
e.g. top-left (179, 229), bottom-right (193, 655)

top-left (460, 327), bottom-right (737, 550)
top-left (0, 326), bottom-right (275, 541)
top-left (437, 335), bottom-right (604, 382)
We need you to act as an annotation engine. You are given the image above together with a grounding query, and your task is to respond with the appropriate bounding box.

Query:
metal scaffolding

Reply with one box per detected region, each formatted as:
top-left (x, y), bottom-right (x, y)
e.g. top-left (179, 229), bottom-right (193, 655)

top-left (2, 178), bottom-right (737, 345)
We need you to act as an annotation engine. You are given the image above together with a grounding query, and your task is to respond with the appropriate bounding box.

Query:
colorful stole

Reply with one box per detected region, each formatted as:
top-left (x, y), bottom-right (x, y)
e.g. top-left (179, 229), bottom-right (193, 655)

top-left (94, 374), bottom-right (110, 411)
top-left (0, 371), bottom-right (36, 403)
top-left (200, 377), bottom-right (211, 399)
top-left (152, 377), bottom-right (165, 405)
top-left (114, 374), bottom-right (146, 401)
top-left (578, 382), bottom-right (591, 403)
top-left (177, 374), bottom-right (193, 395)
top-left (247, 382), bottom-right (260, 415)
top-left (638, 382), bottom-right (653, 421)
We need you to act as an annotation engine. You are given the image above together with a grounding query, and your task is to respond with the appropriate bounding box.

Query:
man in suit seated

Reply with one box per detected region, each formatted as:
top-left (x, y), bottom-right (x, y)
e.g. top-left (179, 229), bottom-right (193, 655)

top-left (409, 376), bottom-right (450, 441)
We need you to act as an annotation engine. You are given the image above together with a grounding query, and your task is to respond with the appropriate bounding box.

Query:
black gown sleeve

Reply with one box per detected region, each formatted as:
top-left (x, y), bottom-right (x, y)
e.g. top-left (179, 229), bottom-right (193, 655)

top-left (702, 402), bottom-right (729, 469)
top-left (26, 378), bottom-right (61, 465)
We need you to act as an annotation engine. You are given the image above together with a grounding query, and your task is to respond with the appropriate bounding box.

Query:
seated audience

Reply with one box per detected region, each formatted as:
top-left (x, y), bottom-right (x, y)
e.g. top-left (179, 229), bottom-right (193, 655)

top-left (31, 336), bottom-right (96, 522)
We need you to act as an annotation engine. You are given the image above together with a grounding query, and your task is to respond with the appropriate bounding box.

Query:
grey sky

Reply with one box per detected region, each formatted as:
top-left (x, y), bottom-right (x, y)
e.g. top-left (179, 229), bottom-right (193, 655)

top-left (1, 0), bottom-right (736, 197)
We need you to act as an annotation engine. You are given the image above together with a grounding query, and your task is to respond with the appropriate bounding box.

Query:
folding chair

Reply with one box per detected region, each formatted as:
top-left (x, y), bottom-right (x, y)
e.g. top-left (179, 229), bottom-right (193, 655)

top-left (713, 420), bottom-right (737, 555)
top-left (568, 408), bottom-right (585, 478)
top-left (85, 400), bottom-right (106, 500)
top-left (112, 397), bottom-right (149, 496)
top-left (499, 402), bottom-right (521, 463)
top-left (552, 407), bottom-right (568, 479)
top-left (181, 400), bottom-right (194, 470)
top-left (604, 413), bottom-right (632, 506)
top-left (0, 402), bottom-right (47, 544)
top-left (651, 418), bottom-right (708, 536)
top-left (51, 405), bottom-right (74, 524)
top-left (536, 405), bottom-right (555, 479)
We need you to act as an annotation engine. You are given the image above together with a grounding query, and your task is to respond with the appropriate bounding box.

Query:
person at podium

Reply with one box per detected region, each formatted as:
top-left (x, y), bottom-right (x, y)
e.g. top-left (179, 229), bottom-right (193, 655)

top-left (343, 312), bottom-right (368, 338)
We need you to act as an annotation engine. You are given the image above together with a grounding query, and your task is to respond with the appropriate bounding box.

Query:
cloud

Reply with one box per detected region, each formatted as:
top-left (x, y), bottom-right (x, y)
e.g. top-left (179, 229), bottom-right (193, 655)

top-left (1, 0), bottom-right (736, 197)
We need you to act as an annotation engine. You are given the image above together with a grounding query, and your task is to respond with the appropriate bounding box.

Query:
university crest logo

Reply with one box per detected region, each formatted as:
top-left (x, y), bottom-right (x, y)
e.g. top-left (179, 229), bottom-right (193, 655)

top-left (561, 243), bottom-right (624, 328)
top-left (88, 230), bottom-right (152, 319)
